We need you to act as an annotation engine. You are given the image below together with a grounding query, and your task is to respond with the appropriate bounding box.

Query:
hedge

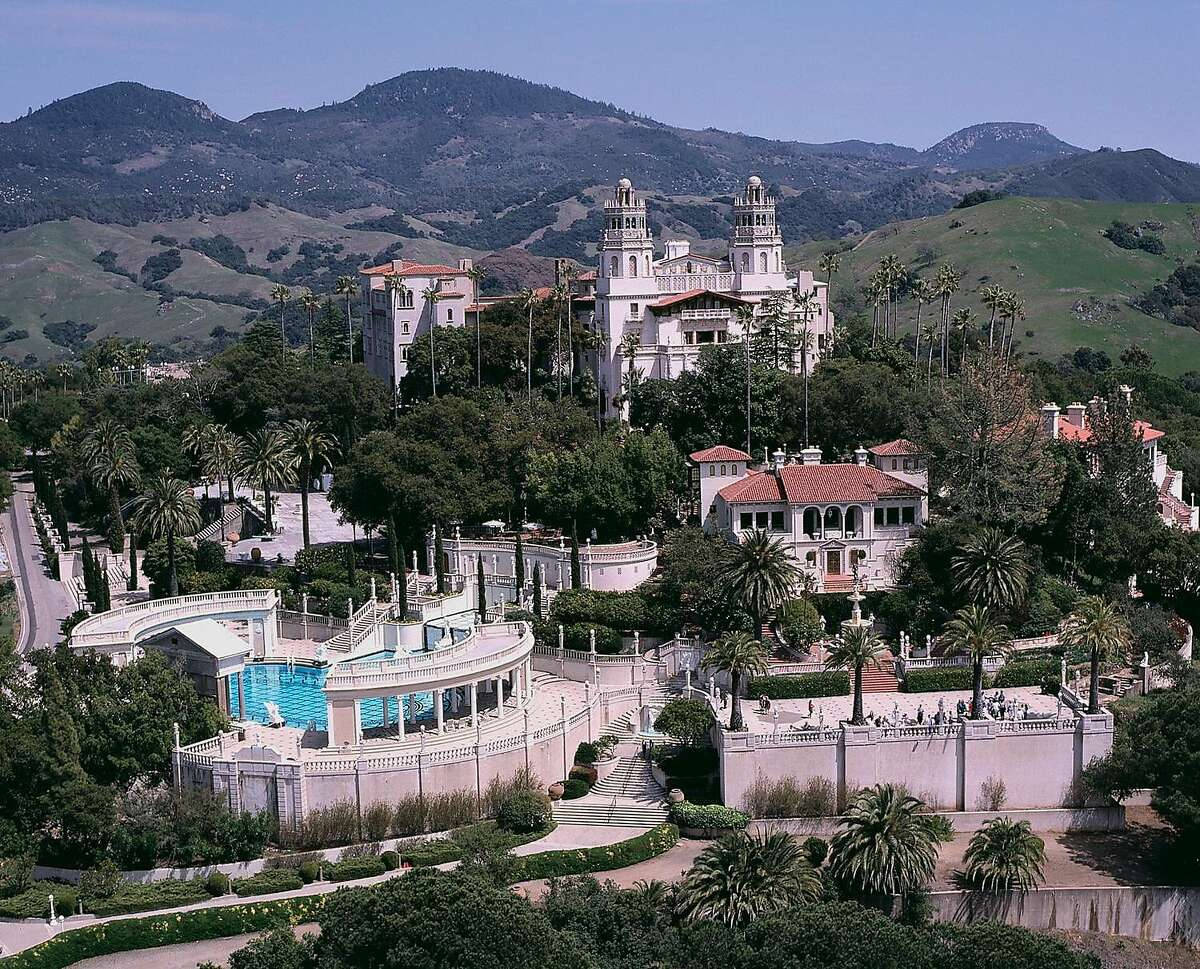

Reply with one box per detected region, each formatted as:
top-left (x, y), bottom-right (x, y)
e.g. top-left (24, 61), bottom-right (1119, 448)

top-left (232, 869), bottom-right (304, 897)
top-left (747, 672), bottom-right (850, 699)
top-left (512, 824), bottom-right (679, 881)
top-left (669, 802), bottom-right (749, 832)
top-left (990, 658), bottom-right (1059, 690)
top-left (1, 896), bottom-right (323, 969)
top-left (87, 878), bottom-right (212, 916)
top-left (0, 883), bottom-right (78, 920)
top-left (902, 667), bottom-right (975, 693)
top-left (561, 778), bottom-right (590, 800)
top-left (327, 856), bottom-right (386, 882)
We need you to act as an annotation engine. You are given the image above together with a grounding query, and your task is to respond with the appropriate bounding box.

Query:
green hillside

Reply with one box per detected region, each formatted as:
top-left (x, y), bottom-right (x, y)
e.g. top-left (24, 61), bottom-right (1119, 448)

top-left (791, 197), bottom-right (1200, 374)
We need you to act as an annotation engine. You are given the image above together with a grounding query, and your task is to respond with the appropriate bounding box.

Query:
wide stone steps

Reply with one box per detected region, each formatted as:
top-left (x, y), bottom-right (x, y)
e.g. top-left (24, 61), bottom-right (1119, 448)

top-left (554, 756), bottom-right (667, 827)
top-left (862, 661), bottom-right (900, 693)
top-left (551, 801), bottom-right (668, 827)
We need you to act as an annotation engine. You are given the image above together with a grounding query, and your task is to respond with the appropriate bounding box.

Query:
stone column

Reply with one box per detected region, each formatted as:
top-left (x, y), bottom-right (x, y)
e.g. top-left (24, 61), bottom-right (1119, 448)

top-left (397, 697), bottom-right (405, 739)
top-left (409, 693), bottom-right (418, 725)
top-left (495, 675), bottom-right (505, 717)
top-left (435, 689), bottom-right (444, 733)
top-left (470, 682), bottom-right (478, 725)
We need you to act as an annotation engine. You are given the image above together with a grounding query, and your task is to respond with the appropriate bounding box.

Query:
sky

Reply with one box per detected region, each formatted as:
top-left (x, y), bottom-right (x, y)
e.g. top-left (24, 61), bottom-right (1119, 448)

top-left (3, 0), bottom-right (1199, 161)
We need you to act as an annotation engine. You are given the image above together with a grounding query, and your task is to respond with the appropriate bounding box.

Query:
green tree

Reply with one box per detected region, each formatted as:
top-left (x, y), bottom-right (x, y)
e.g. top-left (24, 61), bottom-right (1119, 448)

top-left (334, 275), bottom-right (357, 364)
top-left (776, 597), bottom-right (824, 654)
top-left (270, 284), bottom-right (291, 347)
top-left (938, 605), bottom-right (1011, 719)
top-left (952, 528), bottom-right (1031, 615)
top-left (963, 818), bottom-right (1046, 892)
top-left (80, 417), bottom-right (140, 552)
top-left (824, 625), bottom-right (887, 726)
top-left (720, 529), bottom-right (799, 640)
top-left (237, 428), bottom-right (297, 533)
top-left (1059, 595), bottom-right (1130, 714)
top-left (281, 419), bottom-right (337, 549)
top-left (653, 697), bottom-right (716, 746)
top-left (676, 831), bottom-right (822, 927)
top-left (704, 631), bottom-right (768, 731)
top-left (131, 473), bottom-right (200, 597)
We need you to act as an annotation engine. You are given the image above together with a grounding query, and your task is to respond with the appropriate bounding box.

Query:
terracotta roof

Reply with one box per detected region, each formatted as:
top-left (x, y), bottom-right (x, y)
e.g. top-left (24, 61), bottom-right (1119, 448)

top-left (719, 464), bottom-right (923, 505)
top-left (577, 270), bottom-right (597, 281)
top-left (690, 445), bottom-right (751, 463)
top-left (1057, 418), bottom-right (1164, 444)
top-left (649, 289), bottom-right (751, 312)
top-left (869, 438), bottom-right (924, 456)
top-left (360, 260), bottom-right (467, 278)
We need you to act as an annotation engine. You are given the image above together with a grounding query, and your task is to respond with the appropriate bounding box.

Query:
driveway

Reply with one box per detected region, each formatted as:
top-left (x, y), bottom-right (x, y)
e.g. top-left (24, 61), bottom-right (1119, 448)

top-left (3, 477), bottom-right (74, 653)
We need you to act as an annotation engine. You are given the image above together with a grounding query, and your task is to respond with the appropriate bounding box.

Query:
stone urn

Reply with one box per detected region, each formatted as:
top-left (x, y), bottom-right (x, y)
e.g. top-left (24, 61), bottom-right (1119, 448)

top-left (668, 788), bottom-right (685, 804)
top-left (548, 781), bottom-right (565, 801)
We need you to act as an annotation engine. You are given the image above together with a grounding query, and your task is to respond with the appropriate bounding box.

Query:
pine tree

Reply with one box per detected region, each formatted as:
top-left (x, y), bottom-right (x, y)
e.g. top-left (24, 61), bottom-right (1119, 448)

top-left (345, 542), bottom-right (357, 589)
top-left (477, 555), bottom-right (487, 623)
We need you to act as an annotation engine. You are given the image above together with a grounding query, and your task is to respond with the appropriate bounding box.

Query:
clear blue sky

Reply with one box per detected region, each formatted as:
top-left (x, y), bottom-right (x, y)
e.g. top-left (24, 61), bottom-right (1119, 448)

top-left (4, 0), bottom-right (1199, 161)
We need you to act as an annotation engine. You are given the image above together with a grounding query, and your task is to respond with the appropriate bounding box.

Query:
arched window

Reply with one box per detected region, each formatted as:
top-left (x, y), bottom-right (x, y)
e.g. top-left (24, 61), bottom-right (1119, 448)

top-left (708, 465), bottom-right (715, 477)
top-left (823, 507), bottom-right (843, 533)
top-left (610, 256), bottom-right (619, 277)
top-left (775, 251), bottom-right (781, 272)
top-left (759, 252), bottom-right (768, 273)
top-left (803, 507), bottom-right (821, 538)
top-left (845, 506), bottom-right (862, 537)
top-left (741, 252), bottom-right (750, 271)
top-left (446, 308), bottom-right (453, 322)
top-left (628, 255), bottom-right (638, 278)
top-left (720, 464), bottom-right (727, 475)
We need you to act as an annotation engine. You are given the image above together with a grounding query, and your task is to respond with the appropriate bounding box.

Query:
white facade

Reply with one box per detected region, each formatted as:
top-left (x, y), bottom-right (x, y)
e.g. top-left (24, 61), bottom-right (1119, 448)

top-left (708, 441), bottom-right (929, 593)
top-left (591, 176), bottom-right (833, 418)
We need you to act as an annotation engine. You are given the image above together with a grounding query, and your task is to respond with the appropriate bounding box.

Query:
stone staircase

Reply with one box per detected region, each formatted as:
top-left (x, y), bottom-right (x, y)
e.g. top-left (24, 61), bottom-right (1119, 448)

top-left (862, 659), bottom-right (900, 693)
top-left (194, 503), bottom-right (243, 543)
top-left (552, 756), bottom-right (668, 827)
top-left (325, 601), bottom-right (393, 653)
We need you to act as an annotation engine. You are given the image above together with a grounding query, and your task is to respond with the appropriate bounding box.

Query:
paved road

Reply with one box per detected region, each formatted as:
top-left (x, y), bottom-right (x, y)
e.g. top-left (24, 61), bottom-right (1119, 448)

top-left (67, 923), bottom-right (318, 969)
top-left (3, 477), bottom-right (75, 653)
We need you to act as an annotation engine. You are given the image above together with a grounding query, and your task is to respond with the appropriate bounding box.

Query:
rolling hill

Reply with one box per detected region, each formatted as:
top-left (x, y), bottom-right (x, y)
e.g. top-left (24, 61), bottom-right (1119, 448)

top-left (789, 197), bottom-right (1200, 374)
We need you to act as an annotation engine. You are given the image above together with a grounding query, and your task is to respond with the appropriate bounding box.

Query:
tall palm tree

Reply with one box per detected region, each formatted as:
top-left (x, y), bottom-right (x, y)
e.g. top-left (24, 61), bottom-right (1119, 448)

top-left (825, 625), bottom-right (887, 725)
top-left (910, 277), bottom-right (934, 368)
top-left (676, 831), bottom-right (821, 927)
top-left (952, 528), bottom-right (1031, 613)
top-left (817, 251), bottom-right (840, 306)
top-left (421, 286), bottom-right (443, 399)
top-left (721, 529), bottom-right (799, 640)
top-left (619, 330), bottom-right (641, 413)
top-left (334, 275), bottom-right (357, 364)
top-left (281, 419), bottom-right (337, 549)
top-left (934, 264), bottom-right (960, 376)
top-left (270, 284), bottom-right (291, 346)
top-left (867, 272), bottom-right (884, 346)
top-left (1059, 596), bottom-right (1130, 714)
top-left (561, 262), bottom-right (578, 395)
top-left (939, 605), bottom-right (1011, 719)
top-left (879, 254), bottom-right (905, 339)
top-left (237, 429), bottom-right (298, 533)
top-left (466, 265), bottom-right (487, 389)
top-left (963, 818), bottom-right (1046, 893)
top-left (299, 291), bottom-right (320, 361)
top-left (551, 282), bottom-right (568, 398)
top-left (704, 631), bottom-right (768, 731)
top-left (952, 306), bottom-right (976, 373)
top-left (520, 287), bottom-right (539, 402)
top-left (1001, 290), bottom-right (1026, 365)
top-left (81, 417), bottom-right (140, 551)
top-left (205, 425), bottom-right (240, 505)
top-left (829, 784), bottom-right (943, 900)
top-left (923, 318), bottom-right (938, 384)
top-left (735, 304), bottom-right (756, 455)
top-left (132, 474), bottom-right (200, 597)
top-left (980, 284), bottom-right (1006, 350)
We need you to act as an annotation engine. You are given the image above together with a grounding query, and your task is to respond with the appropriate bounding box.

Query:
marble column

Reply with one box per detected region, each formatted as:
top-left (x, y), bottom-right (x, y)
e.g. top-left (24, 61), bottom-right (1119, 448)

top-left (470, 682), bottom-right (478, 725)
top-left (397, 697), bottom-right (405, 739)
top-left (496, 675), bottom-right (505, 717)
top-left (435, 689), bottom-right (444, 733)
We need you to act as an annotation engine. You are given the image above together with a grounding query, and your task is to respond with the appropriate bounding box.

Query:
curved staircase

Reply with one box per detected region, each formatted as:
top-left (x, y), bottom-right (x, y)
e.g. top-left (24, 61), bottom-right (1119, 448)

top-left (552, 755), bottom-right (668, 827)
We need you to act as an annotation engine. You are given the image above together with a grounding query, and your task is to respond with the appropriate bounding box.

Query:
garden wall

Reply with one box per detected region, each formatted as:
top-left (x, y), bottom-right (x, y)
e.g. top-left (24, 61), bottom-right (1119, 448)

top-left (748, 805), bottom-right (1125, 838)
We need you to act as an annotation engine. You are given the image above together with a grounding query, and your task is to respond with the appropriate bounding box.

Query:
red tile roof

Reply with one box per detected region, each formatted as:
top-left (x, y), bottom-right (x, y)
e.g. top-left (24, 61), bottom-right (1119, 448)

top-left (361, 260), bottom-right (467, 278)
top-left (869, 438), bottom-right (924, 456)
top-left (719, 464), bottom-right (923, 505)
top-left (1057, 418), bottom-right (1164, 444)
top-left (649, 289), bottom-right (751, 311)
top-left (690, 445), bottom-right (751, 462)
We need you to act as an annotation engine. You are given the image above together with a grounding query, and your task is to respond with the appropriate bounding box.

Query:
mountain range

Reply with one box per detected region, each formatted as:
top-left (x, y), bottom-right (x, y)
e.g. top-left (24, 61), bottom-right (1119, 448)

top-left (3, 68), bottom-right (1200, 257)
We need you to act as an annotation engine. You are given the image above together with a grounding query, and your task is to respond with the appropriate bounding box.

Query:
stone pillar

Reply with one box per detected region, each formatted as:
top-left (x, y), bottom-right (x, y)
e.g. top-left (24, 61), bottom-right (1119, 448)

top-left (496, 675), bottom-right (505, 716)
top-left (958, 719), bottom-right (994, 813)
top-left (397, 697), bottom-right (405, 739)
top-left (409, 693), bottom-right (418, 725)
top-left (435, 689), bottom-right (444, 733)
top-left (839, 724), bottom-right (881, 811)
top-left (470, 682), bottom-right (478, 725)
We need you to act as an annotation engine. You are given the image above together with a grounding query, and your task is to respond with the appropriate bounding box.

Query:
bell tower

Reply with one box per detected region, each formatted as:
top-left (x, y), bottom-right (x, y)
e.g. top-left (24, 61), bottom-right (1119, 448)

top-left (729, 175), bottom-right (785, 285)
top-left (597, 177), bottom-right (654, 293)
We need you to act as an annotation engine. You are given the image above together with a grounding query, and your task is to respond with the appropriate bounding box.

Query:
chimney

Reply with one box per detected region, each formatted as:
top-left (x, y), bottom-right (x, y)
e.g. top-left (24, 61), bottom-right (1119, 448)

top-left (1065, 402), bottom-right (1087, 430)
top-left (801, 446), bottom-right (822, 466)
top-left (771, 448), bottom-right (787, 471)
top-left (854, 445), bottom-right (869, 466)
top-left (458, 258), bottom-right (473, 272)
top-left (1041, 403), bottom-right (1060, 439)
top-left (1119, 384), bottom-right (1134, 409)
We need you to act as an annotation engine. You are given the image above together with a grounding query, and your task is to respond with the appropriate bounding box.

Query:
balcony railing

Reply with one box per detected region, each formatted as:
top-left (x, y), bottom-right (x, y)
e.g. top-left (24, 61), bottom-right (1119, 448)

top-left (656, 273), bottom-right (733, 293)
top-left (680, 308), bottom-right (731, 321)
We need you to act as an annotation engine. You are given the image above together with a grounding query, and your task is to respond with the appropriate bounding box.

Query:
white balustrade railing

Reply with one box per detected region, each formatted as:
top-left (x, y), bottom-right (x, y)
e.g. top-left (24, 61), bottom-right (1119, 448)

top-left (71, 589), bottom-right (278, 648)
top-left (656, 272), bottom-right (733, 293)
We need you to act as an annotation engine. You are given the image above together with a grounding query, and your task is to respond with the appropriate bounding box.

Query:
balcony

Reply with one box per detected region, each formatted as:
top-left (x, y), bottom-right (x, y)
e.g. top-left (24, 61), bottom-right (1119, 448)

top-left (656, 272), bottom-right (734, 293)
top-left (680, 308), bottom-right (731, 322)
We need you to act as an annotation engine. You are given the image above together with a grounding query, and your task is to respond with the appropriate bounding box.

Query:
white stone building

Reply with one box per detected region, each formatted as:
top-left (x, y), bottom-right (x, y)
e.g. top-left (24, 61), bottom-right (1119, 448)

top-left (703, 440), bottom-right (929, 593)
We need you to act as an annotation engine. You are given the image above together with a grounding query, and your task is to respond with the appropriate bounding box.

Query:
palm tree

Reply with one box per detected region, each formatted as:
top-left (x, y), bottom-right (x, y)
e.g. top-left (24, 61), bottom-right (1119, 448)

top-left (619, 330), bottom-right (641, 413)
top-left (1059, 596), bottom-right (1130, 714)
top-left (818, 251), bottom-right (840, 306)
top-left (952, 307), bottom-right (976, 373)
top-left (934, 264), bottom-right (960, 376)
top-left (237, 429), bottom-right (297, 533)
top-left (334, 275), bottom-right (357, 364)
top-left (704, 631), bottom-right (768, 731)
top-left (735, 304), bottom-right (756, 454)
top-left (205, 425), bottom-right (240, 506)
top-left (879, 254), bottom-right (905, 339)
top-left (299, 291), bottom-right (320, 360)
top-left (561, 262), bottom-right (578, 395)
top-left (421, 286), bottom-right (443, 399)
top-left (466, 265), bottom-right (487, 389)
top-left (980, 284), bottom-right (1006, 350)
top-left (963, 818), bottom-right (1046, 893)
top-left (1001, 290), bottom-right (1026, 365)
top-left (867, 272), bottom-right (884, 346)
top-left (81, 418), bottom-right (140, 551)
top-left (282, 419), bottom-right (337, 549)
top-left (828, 784), bottom-right (943, 900)
top-left (181, 423), bottom-right (215, 500)
top-left (939, 605), bottom-right (1011, 719)
top-left (952, 528), bottom-right (1031, 613)
top-left (520, 287), bottom-right (539, 401)
top-left (721, 529), bottom-right (799, 640)
top-left (132, 474), bottom-right (200, 597)
top-left (910, 278), bottom-right (934, 368)
top-left (676, 831), bottom-right (821, 927)
top-left (923, 318), bottom-right (938, 384)
top-left (270, 284), bottom-right (291, 346)
top-left (825, 625), bottom-right (887, 725)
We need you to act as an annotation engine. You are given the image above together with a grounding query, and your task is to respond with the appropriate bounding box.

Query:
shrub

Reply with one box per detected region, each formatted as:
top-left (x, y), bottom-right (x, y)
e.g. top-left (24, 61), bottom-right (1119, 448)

top-left (669, 802), bottom-right (750, 832)
top-left (289, 799), bottom-right (358, 848)
top-left (78, 860), bottom-right (123, 903)
top-left (562, 778), bottom-right (590, 800)
top-left (778, 598), bottom-right (825, 650)
top-left (803, 836), bottom-right (828, 866)
top-left (380, 850), bottom-right (399, 871)
top-left (393, 837), bottom-right (463, 868)
top-left (514, 824), bottom-right (678, 881)
top-left (574, 741), bottom-right (599, 765)
top-left (205, 872), bottom-right (230, 896)
top-left (482, 767), bottom-right (541, 819)
top-left (362, 801), bottom-right (392, 840)
top-left (991, 658), bottom-right (1058, 690)
top-left (0, 882), bottom-right (79, 919)
top-left (976, 776), bottom-right (1007, 812)
top-left (338, 842), bottom-right (381, 861)
top-left (232, 869), bottom-right (303, 897)
top-left (927, 815), bottom-right (956, 842)
top-left (87, 879), bottom-right (211, 916)
top-left (263, 850), bottom-right (322, 871)
top-left (550, 589), bottom-right (651, 631)
top-left (902, 667), bottom-right (974, 692)
top-left (742, 774), bottom-right (837, 818)
top-left (424, 789), bottom-right (479, 831)
top-left (497, 790), bottom-right (552, 834)
top-left (653, 697), bottom-right (716, 745)
top-left (562, 622), bottom-right (623, 654)
top-left (0, 855), bottom-right (34, 895)
top-left (568, 765), bottom-right (597, 785)
top-left (327, 856), bottom-right (386, 882)
top-left (746, 672), bottom-right (849, 699)
top-left (297, 861), bottom-right (320, 884)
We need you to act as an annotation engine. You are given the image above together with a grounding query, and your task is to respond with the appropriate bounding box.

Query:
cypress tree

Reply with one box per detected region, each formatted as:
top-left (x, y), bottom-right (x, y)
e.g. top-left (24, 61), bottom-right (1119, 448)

top-left (477, 554), bottom-right (487, 623)
top-left (345, 542), bottom-right (357, 588)
top-left (127, 534), bottom-right (138, 592)
top-left (570, 525), bottom-right (582, 590)
top-left (514, 529), bottom-right (525, 599)
top-left (80, 538), bottom-right (95, 604)
top-left (533, 563), bottom-right (543, 619)
top-left (434, 525), bottom-right (445, 595)
top-left (397, 541), bottom-right (408, 617)
top-left (387, 509), bottom-right (401, 578)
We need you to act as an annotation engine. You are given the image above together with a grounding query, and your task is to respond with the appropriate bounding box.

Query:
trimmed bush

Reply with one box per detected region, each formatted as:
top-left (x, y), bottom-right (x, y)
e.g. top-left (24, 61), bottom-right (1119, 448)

top-left (513, 824), bottom-right (679, 881)
top-left (991, 658), bottom-right (1059, 690)
top-left (562, 622), bottom-right (623, 655)
top-left (87, 879), bottom-right (211, 917)
top-left (562, 778), bottom-right (590, 800)
top-left (568, 764), bottom-right (597, 785)
top-left (497, 790), bottom-right (552, 834)
top-left (231, 869), bottom-right (304, 897)
top-left (573, 741), bottom-right (599, 765)
top-left (746, 672), bottom-right (850, 699)
top-left (381, 850), bottom-right (400, 871)
top-left (394, 837), bottom-right (464, 868)
top-left (803, 836), bottom-right (828, 866)
top-left (327, 855), bottom-right (386, 882)
top-left (297, 861), bottom-right (320, 884)
top-left (669, 802), bottom-right (749, 833)
top-left (205, 871), bottom-right (230, 896)
top-left (902, 666), bottom-right (974, 693)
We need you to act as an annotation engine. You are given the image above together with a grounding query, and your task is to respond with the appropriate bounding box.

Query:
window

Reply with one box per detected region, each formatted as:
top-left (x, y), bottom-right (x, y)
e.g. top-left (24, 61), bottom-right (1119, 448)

top-left (759, 252), bottom-right (767, 273)
top-left (402, 322), bottom-right (409, 335)
top-left (630, 303), bottom-right (639, 316)
top-left (708, 465), bottom-right (715, 477)
top-left (755, 511), bottom-right (769, 529)
top-left (874, 507), bottom-right (884, 527)
top-left (447, 308), bottom-right (454, 322)
top-left (741, 252), bottom-right (750, 271)
top-left (901, 506), bottom-right (915, 525)
top-left (740, 512), bottom-right (753, 530)
top-left (770, 510), bottom-right (785, 531)
top-left (886, 506), bottom-right (900, 526)
top-left (628, 255), bottom-right (638, 277)
top-left (610, 256), bottom-right (619, 276)
top-left (892, 459), bottom-right (898, 470)
top-left (903, 458), bottom-right (912, 470)
top-left (720, 464), bottom-right (727, 475)
top-left (400, 347), bottom-right (408, 361)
